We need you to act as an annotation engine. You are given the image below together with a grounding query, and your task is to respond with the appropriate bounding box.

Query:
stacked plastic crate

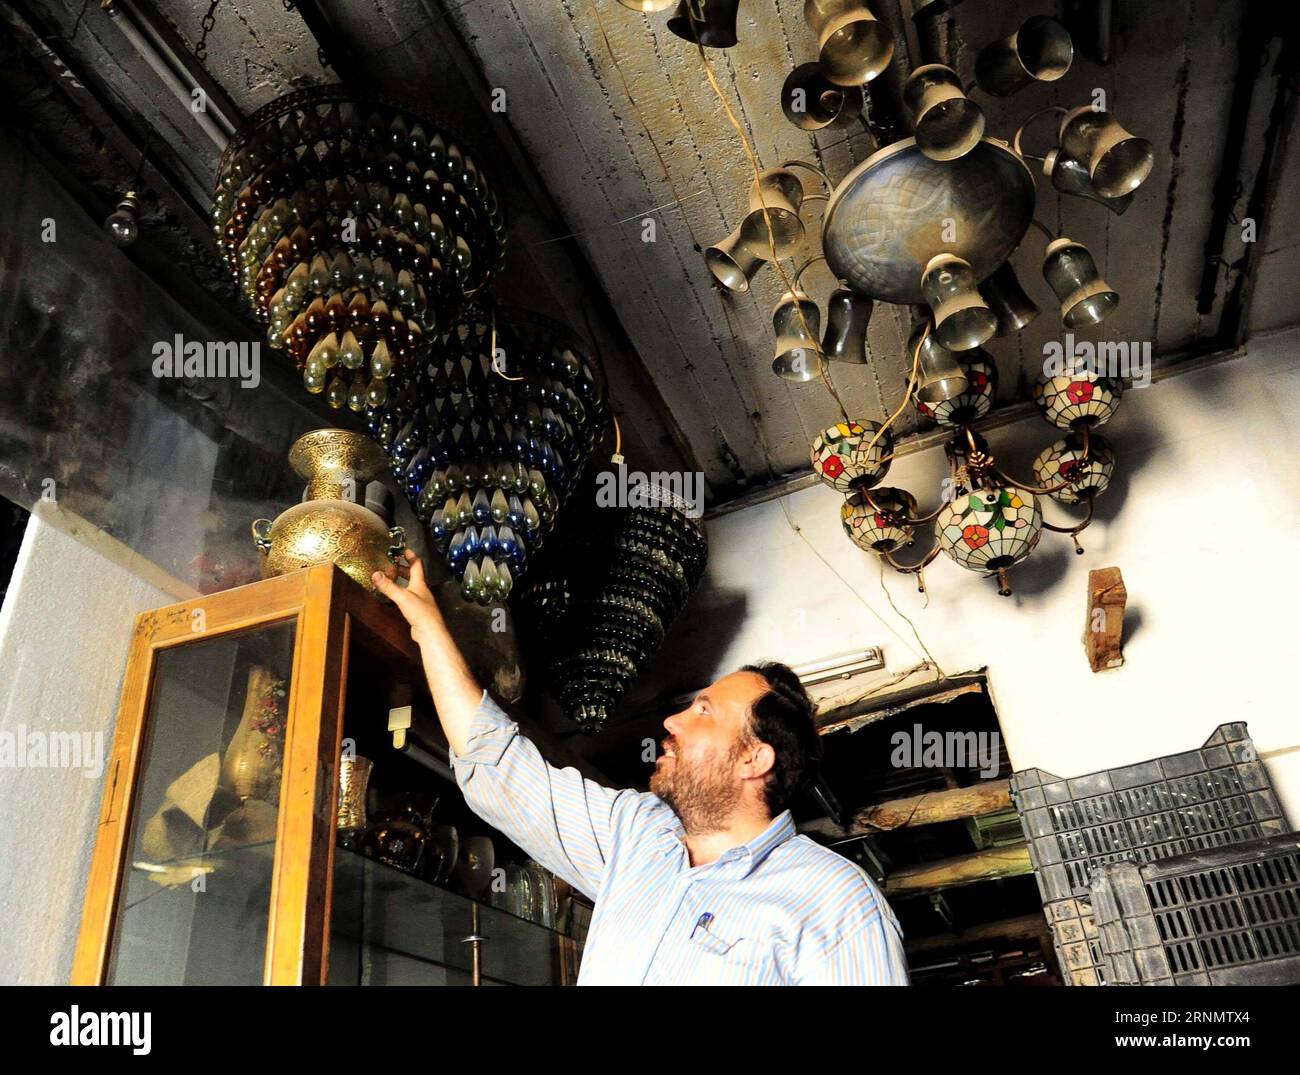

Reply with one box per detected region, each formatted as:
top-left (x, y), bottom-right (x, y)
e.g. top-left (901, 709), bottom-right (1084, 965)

top-left (1009, 723), bottom-right (1289, 985)
top-left (1091, 832), bottom-right (1300, 985)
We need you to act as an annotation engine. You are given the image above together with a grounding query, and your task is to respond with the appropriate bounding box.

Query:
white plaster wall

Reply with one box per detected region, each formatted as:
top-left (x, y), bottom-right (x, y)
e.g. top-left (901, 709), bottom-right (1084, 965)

top-left (687, 328), bottom-right (1300, 821)
top-left (0, 511), bottom-right (176, 985)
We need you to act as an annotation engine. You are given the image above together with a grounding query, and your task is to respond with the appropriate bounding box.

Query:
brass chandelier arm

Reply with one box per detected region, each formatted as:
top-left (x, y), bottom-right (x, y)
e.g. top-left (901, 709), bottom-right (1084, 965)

top-left (1040, 490), bottom-right (1096, 535)
top-left (781, 158), bottom-right (835, 191)
top-left (792, 252), bottom-right (828, 287)
top-left (882, 544), bottom-right (943, 574)
top-left (989, 426), bottom-right (1093, 496)
top-left (1028, 218), bottom-right (1058, 244)
top-left (858, 486), bottom-right (948, 527)
top-left (1013, 105), bottom-right (1067, 163)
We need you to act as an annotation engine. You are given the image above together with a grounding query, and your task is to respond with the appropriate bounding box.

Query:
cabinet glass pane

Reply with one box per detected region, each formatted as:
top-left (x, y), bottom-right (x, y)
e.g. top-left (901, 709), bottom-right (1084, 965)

top-left (328, 848), bottom-right (573, 986)
top-left (105, 620), bottom-right (297, 985)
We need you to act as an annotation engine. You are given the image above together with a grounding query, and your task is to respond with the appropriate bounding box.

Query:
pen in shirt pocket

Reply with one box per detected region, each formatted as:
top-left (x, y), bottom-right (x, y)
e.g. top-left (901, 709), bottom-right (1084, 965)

top-left (690, 912), bottom-right (714, 938)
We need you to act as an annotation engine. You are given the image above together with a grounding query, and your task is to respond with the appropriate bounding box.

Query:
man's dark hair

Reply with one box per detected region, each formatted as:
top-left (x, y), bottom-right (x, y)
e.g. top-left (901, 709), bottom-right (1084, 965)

top-left (740, 662), bottom-right (823, 816)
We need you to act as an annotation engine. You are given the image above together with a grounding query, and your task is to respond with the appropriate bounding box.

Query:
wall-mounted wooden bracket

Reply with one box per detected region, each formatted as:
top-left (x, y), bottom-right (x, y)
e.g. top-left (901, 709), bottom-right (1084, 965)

top-left (1084, 567), bottom-right (1127, 672)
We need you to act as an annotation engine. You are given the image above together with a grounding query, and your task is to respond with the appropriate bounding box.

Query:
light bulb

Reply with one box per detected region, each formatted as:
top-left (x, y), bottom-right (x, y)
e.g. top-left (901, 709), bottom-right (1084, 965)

top-left (104, 192), bottom-right (140, 247)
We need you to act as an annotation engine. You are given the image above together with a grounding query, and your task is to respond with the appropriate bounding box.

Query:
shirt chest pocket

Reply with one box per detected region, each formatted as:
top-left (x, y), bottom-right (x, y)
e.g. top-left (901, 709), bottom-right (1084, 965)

top-left (683, 927), bottom-right (769, 985)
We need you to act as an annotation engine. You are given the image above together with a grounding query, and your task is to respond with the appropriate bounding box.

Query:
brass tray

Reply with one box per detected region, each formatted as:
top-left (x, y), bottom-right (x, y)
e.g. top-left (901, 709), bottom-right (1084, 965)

top-left (822, 137), bottom-right (1036, 304)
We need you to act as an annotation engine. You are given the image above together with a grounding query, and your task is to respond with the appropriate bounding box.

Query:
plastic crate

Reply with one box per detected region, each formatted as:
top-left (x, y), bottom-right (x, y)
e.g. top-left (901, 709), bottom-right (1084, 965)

top-left (1091, 833), bottom-right (1300, 985)
top-left (1009, 723), bottom-right (1289, 985)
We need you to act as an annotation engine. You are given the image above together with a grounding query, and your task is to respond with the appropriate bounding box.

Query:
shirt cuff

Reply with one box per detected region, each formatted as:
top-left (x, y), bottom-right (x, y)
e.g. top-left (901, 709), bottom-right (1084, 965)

top-left (447, 689), bottom-right (519, 769)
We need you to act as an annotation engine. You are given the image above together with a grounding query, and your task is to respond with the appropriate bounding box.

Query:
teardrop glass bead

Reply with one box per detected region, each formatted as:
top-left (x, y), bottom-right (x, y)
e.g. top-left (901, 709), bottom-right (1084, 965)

top-left (490, 488), bottom-right (509, 524)
top-left (339, 330), bottom-right (365, 369)
top-left (365, 377), bottom-right (389, 408)
top-left (370, 337), bottom-right (393, 379)
top-left (309, 254), bottom-right (329, 292)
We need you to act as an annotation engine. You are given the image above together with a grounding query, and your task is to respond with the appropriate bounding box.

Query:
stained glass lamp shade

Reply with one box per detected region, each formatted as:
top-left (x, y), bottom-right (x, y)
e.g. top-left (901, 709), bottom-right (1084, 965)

top-left (1034, 370), bottom-right (1123, 430)
top-left (936, 486), bottom-right (1044, 575)
top-left (811, 420), bottom-right (894, 492)
top-left (842, 486), bottom-right (918, 552)
top-left (1031, 432), bottom-right (1116, 504)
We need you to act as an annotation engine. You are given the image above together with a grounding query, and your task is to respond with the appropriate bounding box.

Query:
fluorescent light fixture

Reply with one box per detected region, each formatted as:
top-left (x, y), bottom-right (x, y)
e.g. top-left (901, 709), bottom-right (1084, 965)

top-left (791, 647), bottom-right (885, 687)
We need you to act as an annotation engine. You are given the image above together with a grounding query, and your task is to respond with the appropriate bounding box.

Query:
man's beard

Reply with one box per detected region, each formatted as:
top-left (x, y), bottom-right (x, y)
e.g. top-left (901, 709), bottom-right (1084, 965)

top-left (651, 739), bottom-right (746, 834)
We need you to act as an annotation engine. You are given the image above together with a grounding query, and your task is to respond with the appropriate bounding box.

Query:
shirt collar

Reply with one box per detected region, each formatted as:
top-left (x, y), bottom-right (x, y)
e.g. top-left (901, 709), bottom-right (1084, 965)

top-left (655, 809), bottom-right (797, 877)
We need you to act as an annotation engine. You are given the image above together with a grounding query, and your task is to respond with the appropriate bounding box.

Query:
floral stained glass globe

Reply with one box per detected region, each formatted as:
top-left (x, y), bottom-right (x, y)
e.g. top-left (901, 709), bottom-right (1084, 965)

top-left (811, 420), bottom-right (894, 493)
top-left (841, 486), bottom-right (918, 552)
top-left (936, 486), bottom-right (1043, 576)
top-left (1032, 433), bottom-right (1116, 505)
top-left (915, 350), bottom-right (999, 428)
top-left (1034, 370), bottom-right (1123, 430)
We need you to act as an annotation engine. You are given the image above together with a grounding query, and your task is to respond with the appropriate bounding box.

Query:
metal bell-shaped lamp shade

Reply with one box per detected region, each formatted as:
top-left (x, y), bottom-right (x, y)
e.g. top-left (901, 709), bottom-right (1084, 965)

top-left (822, 286), bottom-right (873, 363)
top-left (903, 65), bottom-right (985, 162)
top-left (975, 15), bottom-right (1073, 97)
top-left (772, 290), bottom-right (824, 382)
top-left (803, 0), bottom-right (894, 86)
top-left (921, 254), bottom-right (998, 351)
top-left (979, 262), bottom-right (1039, 337)
top-left (1059, 106), bottom-right (1155, 199)
top-left (667, 0), bottom-right (741, 49)
top-left (911, 325), bottom-right (969, 405)
top-left (781, 62), bottom-right (864, 131)
top-left (705, 223), bottom-right (765, 292)
top-left (1043, 149), bottom-right (1133, 215)
top-left (739, 168), bottom-right (806, 258)
top-left (1042, 238), bottom-right (1119, 328)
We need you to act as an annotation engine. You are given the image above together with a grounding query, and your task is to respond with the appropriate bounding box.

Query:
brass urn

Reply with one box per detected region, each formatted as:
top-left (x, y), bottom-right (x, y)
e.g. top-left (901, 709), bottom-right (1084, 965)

top-left (252, 429), bottom-right (405, 593)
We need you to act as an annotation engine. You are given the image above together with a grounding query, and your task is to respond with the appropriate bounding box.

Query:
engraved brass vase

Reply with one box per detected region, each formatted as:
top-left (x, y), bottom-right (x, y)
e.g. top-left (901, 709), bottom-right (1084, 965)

top-left (252, 429), bottom-right (405, 593)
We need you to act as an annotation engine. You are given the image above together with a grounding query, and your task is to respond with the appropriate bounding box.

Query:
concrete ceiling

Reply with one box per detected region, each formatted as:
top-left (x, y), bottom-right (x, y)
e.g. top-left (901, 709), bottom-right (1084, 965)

top-left (9, 0), bottom-right (1296, 509)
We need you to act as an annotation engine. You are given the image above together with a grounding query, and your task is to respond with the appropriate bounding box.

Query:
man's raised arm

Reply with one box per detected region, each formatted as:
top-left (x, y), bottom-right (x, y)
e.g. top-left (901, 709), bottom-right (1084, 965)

top-left (371, 553), bottom-right (655, 900)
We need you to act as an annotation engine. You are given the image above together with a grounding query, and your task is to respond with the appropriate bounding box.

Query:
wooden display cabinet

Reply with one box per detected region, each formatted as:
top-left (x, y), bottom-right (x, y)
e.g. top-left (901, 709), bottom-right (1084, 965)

top-left (72, 563), bottom-right (578, 985)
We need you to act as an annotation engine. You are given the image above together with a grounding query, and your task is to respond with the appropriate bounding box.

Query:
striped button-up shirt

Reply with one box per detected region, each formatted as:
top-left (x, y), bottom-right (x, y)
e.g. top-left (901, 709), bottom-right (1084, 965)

top-left (448, 690), bottom-right (910, 986)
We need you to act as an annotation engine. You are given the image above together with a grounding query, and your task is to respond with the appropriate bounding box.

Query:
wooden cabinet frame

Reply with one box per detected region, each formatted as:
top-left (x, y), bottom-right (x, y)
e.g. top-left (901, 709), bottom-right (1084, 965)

top-left (71, 563), bottom-right (422, 985)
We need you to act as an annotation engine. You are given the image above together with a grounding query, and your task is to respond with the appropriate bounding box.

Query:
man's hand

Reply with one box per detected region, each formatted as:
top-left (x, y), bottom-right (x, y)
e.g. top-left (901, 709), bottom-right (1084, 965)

top-left (372, 549), bottom-right (442, 647)
top-left (370, 550), bottom-right (485, 756)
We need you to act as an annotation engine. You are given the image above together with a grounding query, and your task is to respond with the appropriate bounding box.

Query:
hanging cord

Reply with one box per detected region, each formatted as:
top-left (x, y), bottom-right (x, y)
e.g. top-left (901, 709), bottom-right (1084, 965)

top-left (855, 318), bottom-right (928, 501)
top-left (588, 0), bottom-right (804, 456)
top-left (128, 125), bottom-right (154, 192)
top-left (686, 8), bottom-right (850, 423)
top-left (774, 496), bottom-right (943, 675)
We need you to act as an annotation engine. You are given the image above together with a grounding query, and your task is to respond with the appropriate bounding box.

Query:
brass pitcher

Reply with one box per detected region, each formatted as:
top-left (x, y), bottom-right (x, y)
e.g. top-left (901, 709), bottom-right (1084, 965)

top-left (921, 254), bottom-right (997, 352)
top-left (667, 0), bottom-right (740, 48)
top-left (975, 16), bottom-right (1073, 97)
top-left (821, 285), bottom-right (873, 363)
top-left (804, 0), bottom-right (893, 86)
top-left (705, 223), bottom-right (766, 292)
top-left (781, 62), bottom-right (864, 131)
top-left (1042, 238), bottom-right (1119, 328)
top-left (904, 65), bottom-right (984, 162)
top-left (739, 168), bottom-right (806, 258)
top-left (252, 429), bottom-right (405, 593)
top-left (1058, 106), bottom-right (1154, 199)
top-left (772, 290), bottom-right (824, 381)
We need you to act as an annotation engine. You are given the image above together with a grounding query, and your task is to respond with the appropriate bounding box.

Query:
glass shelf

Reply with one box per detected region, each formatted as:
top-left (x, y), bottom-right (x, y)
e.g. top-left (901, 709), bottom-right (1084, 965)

top-left (328, 846), bottom-right (579, 986)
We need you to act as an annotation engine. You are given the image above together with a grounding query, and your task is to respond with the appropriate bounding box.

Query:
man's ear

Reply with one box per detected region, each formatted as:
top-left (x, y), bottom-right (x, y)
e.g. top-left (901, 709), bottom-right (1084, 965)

top-left (741, 740), bottom-right (775, 781)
